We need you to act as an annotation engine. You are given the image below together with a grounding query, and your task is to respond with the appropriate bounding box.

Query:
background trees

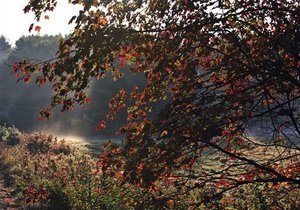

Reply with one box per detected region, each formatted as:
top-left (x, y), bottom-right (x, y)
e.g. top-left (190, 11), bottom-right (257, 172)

top-left (0, 35), bottom-right (63, 129)
top-left (0, 36), bottom-right (11, 62)
top-left (13, 0), bottom-right (300, 206)
top-left (0, 36), bottom-right (11, 52)
top-left (0, 35), bottom-right (143, 136)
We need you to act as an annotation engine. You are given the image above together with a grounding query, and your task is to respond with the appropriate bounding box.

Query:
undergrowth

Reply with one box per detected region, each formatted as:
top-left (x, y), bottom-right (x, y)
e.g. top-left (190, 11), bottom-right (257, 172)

top-left (0, 125), bottom-right (299, 209)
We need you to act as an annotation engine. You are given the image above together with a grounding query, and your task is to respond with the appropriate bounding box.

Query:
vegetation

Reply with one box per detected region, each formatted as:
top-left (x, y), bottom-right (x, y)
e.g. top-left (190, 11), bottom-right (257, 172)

top-left (0, 127), bottom-right (299, 209)
top-left (2, 0), bottom-right (300, 209)
top-left (0, 36), bottom-right (11, 53)
top-left (0, 35), bottom-right (11, 61)
top-left (0, 125), bottom-right (21, 146)
top-left (0, 128), bottom-right (155, 209)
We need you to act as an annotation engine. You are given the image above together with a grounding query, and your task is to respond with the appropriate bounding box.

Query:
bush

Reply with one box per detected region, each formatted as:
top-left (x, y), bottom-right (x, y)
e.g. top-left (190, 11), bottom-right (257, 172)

top-left (24, 132), bottom-right (71, 155)
top-left (0, 125), bottom-right (21, 146)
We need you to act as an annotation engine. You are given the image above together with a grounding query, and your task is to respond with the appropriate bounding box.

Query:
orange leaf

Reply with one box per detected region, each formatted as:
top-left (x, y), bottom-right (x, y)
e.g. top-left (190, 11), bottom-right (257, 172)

top-left (167, 199), bottom-right (174, 206)
top-left (115, 171), bottom-right (123, 179)
top-left (160, 130), bottom-right (168, 137)
top-left (99, 17), bottom-right (108, 25)
top-left (103, 62), bottom-right (110, 70)
top-left (44, 15), bottom-right (49, 20)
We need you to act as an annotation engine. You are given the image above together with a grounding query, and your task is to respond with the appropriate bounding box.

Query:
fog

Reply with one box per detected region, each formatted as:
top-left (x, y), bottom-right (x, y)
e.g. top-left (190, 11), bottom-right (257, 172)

top-left (0, 35), bottom-right (145, 143)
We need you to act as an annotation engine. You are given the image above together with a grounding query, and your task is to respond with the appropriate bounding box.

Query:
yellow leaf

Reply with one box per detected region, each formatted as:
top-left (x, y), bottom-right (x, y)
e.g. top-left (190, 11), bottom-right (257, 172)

top-left (160, 130), bottom-right (168, 137)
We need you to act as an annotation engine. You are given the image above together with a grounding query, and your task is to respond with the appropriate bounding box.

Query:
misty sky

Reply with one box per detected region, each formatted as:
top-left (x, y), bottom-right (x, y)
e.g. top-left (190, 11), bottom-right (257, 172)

top-left (0, 0), bottom-right (81, 45)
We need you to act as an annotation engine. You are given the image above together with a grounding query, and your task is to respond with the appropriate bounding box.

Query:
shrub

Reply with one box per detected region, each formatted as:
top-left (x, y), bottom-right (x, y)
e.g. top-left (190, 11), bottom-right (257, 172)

top-left (0, 125), bottom-right (21, 146)
top-left (24, 133), bottom-right (71, 155)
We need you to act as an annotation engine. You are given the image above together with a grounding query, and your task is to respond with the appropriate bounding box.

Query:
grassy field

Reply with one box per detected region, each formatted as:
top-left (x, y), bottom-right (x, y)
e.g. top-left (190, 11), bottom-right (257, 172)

top-left (0, 125), bottom-right (299, 209)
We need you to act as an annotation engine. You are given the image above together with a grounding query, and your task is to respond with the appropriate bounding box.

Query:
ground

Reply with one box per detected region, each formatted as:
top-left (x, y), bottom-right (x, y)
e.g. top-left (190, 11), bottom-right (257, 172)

top-left (0, 174), bottom-right (19, 210)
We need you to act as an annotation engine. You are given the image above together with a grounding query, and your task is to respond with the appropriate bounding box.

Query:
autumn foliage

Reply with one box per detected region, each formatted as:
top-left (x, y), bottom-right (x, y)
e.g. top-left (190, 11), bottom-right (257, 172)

top-left (12, 0), bottom-right (300, 207)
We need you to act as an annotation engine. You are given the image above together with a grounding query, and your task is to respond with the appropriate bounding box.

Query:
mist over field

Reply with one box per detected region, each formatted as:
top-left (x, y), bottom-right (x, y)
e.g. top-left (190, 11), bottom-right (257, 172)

top-left (0, 35), bottom-right (145, 142)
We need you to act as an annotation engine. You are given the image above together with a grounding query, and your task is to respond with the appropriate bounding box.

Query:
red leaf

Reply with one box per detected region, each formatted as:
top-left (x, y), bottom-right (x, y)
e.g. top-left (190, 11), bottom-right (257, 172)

top-left (95, 120), bottom-right (107, 131)
top-left (86, 97), bottom-right (92, 104)
top-left (35, 26), bottom-right (41, 32)
top-left (12, 63), bottom-right (19, 71)
top-left (24, 75), bottom-right (32, 83)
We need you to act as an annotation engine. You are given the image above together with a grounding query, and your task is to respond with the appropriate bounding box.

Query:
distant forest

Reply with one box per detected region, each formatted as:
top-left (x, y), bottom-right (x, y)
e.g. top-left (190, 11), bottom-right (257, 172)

top-left (0, 35), bottom-right (146, 138)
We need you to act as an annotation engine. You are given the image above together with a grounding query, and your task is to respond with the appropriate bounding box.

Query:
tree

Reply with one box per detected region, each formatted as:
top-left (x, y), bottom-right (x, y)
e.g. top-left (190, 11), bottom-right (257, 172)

top-left (0, 35), bottom-right (11, 53)
top-left (0, 35), bottom-right (59, 130)
top-left (14, 0), bottom-right (300, 207)
top-left (0, 35), bottom-right (11, 62)
top-left (7, 35), bottom-right (59, 64)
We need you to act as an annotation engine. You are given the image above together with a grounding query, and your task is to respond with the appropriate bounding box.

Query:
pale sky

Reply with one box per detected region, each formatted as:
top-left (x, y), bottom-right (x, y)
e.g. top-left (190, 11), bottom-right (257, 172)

top-left (0, 0), bottom-right (81, 45)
